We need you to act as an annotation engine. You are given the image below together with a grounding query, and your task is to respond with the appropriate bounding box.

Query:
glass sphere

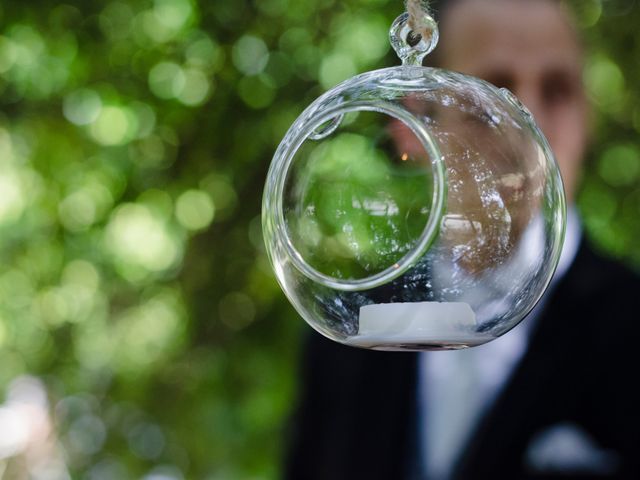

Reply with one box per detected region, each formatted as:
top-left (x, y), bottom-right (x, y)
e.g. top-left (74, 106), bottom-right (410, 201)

top-left (263, 66), bottom-right (565, 351)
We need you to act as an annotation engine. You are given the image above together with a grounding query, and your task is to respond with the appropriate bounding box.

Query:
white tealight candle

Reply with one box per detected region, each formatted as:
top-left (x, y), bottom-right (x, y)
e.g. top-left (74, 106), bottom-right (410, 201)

top-left (350, 302), bottom-right (493, 349)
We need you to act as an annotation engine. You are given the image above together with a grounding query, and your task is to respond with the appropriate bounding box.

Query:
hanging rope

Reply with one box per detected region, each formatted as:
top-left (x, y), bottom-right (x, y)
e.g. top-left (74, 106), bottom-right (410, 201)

top-left (406, 0), bottom-right (432, 39)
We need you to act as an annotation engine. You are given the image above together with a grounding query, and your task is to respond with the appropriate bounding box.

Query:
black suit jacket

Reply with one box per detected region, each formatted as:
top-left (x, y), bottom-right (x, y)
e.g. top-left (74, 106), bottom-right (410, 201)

top-left (285, 241), bottom-right (640, 479)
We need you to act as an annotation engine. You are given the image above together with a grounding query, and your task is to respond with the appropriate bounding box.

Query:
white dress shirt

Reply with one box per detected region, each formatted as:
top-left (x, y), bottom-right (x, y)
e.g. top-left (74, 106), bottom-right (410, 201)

top-left (419, 208), bottom-right (581, 480)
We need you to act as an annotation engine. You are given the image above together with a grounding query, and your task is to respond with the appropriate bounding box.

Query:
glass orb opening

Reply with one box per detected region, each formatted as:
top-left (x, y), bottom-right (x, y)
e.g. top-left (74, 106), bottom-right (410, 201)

top-left (279, 104), bottom-right (445, 292)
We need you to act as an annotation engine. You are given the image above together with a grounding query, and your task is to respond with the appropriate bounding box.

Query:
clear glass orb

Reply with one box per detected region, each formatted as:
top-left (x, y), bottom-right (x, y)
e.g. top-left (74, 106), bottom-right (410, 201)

top-left (263, 66), bottom-right (565, 351)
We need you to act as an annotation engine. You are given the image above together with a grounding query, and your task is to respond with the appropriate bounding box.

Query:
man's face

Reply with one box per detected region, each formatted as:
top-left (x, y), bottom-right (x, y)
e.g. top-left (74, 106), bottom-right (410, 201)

top-left (437, 0), bottom-right (589, 202)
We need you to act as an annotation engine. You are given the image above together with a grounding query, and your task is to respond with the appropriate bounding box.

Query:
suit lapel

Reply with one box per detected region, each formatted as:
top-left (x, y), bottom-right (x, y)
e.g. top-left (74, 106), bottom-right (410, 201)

top-left (453, 242), bottom-right (596, 478)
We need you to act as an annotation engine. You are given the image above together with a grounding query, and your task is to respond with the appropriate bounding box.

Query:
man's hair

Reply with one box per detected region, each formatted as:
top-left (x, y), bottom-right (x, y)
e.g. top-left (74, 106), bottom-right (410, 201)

top-left (428, 0), bottom-right (562, 22)
top-left (425, 0), bottom-right (571, 66)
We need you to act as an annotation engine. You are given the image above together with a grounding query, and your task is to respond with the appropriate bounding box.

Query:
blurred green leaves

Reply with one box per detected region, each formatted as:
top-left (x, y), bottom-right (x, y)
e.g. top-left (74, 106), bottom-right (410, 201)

top-left (574, 0), bottom-right (640, 262)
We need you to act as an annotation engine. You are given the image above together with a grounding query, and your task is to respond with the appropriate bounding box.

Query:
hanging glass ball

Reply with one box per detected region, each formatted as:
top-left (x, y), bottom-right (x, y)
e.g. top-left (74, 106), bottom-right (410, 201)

top-left (262, 11), bottom-right (566, 351)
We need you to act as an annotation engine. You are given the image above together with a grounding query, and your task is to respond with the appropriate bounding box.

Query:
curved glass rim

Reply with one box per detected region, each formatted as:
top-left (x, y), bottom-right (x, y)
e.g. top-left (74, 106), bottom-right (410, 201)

top-left (270, 100), bottom-right (446, 292)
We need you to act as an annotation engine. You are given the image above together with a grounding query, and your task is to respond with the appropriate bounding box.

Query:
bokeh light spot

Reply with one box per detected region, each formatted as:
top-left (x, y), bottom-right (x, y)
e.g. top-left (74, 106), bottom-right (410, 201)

top-left (149, 62), bottom-right (186, 100)
top-left (36, 288), bottom-right (70, 326)
top-left (68, 415), bottom-right (107, 456)
top-left (256, 0), bottom-right (289, 17)
top-left (131, 101), bottom-right (157, 138)
top-left (58, 190), bottom-right (98, 232)
top-left (598, 143), bottom-right (640, 187)
top-left (0, 171), bottom-right (26, 225)
top-left (87, 459), bottom-right (128, 480)
top-left (62, 260), bottom-right (100, 291)
top-left (99, 2), bottom-right (135, 41)
top-left (63, 89), bottom-right (102, 126)
top-left (0, 35), bottom-right (17, 73)
top-left (585, 56), bottom-right (625, 111)
top-left (232, 35), bottom-right (269, 76)
top-left (581, 180), bottom-right (618, 232)
top-left (573, 0), bottom-right (603, 28)
top-left (8, 25), bottom-right (44, 69)
top-left (175, 68), bottom-right (211, 106)
top-left (105, 203), bottom-right (181, 276)
top-left (238, 75), bottom-right (276, 109)
top-left (319, 52), bottom-right (356, 89)
top-left (90, 105), bottom-right (138, 146)
top-left (153, 0), bottom-right (193, 31)
top-left (185, 36), bottom-right (222, 70)
top-left (113, 292), bottom-right (185, 372)
top-left (139, 0), bottom-right (194, 44)
top-left (199, 174), bottom-right (237, 221)
top-left (175, 189), bottom-right (215, 231)
top-left (128, 422), bottom-right (165, 460)
top-left (142, 465), bottom-right (184, 480)
top-left (336, 16), bottom-right (390, 66)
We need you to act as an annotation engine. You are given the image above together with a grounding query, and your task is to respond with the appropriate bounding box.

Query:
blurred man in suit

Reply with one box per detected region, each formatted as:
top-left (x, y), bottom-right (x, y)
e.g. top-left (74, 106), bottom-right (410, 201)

top-left (285, 1), bottom-right (640, 478)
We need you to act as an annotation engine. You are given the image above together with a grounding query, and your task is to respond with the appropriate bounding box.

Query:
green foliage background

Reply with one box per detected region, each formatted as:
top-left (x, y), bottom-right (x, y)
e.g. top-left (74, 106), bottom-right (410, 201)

top-left (0, 0), bottom-right (638, 478)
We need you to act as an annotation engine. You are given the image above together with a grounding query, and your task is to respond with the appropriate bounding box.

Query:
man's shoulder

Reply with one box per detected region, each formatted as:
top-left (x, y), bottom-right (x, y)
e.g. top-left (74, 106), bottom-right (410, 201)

top-left (561, 239), bottom-right (639, 302)
top-left (554, 238), bottom-right (640, 358)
